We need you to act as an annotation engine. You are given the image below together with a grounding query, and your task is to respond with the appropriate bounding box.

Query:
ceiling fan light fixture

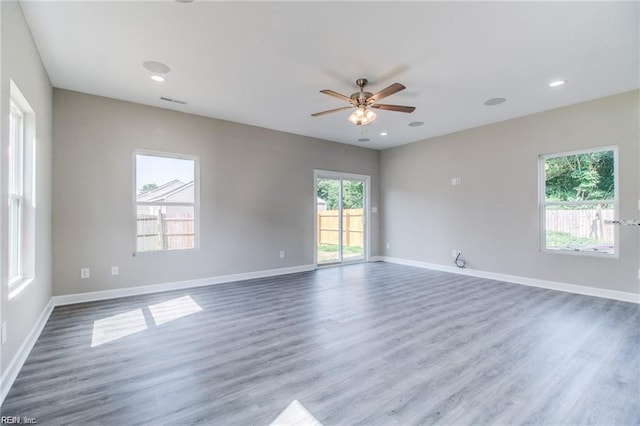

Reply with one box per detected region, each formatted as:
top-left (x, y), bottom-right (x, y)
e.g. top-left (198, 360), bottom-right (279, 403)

top-left (348, 107), bottom-right (377, 126)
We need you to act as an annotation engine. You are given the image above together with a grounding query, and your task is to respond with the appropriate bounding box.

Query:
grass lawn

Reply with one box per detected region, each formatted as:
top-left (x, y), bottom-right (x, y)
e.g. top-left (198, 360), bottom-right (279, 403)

top-left (317, 244), bottom-right (364, 262)
top-left (318, 244), bottom-right (363, 254)
top-left (546, 231), bottom-right (602, 247)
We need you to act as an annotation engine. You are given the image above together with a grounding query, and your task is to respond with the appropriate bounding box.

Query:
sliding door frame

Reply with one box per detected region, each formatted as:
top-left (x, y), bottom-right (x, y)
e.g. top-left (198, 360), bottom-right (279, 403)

top-left (314, 170), bottom-right (371, 268)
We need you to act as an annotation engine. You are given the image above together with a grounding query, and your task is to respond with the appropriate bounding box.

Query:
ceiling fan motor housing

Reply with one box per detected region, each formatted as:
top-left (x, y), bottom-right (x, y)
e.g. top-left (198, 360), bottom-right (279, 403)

top-left (351, 91), bottom-right (373, 105)
top-left (353, 78), bottom-right (371, 105)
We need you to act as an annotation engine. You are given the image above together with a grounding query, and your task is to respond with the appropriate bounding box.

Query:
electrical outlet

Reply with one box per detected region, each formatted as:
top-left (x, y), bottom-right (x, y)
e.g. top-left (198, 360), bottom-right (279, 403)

top-left (451, 177), bottom-right (462, 186)
top-left (111, 266), bottom-right (119, 276)
top-left (2, 322), bottom-right (7, 344)
top-left (279, 250), bottom-right (285, 259)
top-left (386, 243), bottom-right (390, 249)
top-left (81, 268), bottom-right (90, 279)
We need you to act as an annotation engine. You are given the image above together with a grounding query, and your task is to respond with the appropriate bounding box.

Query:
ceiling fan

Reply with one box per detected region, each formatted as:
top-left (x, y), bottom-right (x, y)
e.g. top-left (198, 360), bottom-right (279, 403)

top-left (311, 78), bottom-right (415, 125)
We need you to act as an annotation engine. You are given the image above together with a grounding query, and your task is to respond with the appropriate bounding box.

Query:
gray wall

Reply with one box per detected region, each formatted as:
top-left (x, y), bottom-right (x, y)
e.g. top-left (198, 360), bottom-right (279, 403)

top-left (381, 91), bottom-right (639, 294)
top-left (1, 1), bottom-right (53, 373)
top-left (52, 89), bottom-right (380, 296)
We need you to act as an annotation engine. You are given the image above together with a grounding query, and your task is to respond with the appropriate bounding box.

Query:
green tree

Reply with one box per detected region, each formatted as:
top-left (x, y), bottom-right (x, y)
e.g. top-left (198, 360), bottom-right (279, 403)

top-left (342, 181), bottom-right (364, 209)
top-left (316, 179), bottom-right (363, 210)
top-left (139, 183), bottom-right (158, 194)
top-left (544, 151), bottom-right (614, 201)
top-left (317, 179), bottom-right (339, 209)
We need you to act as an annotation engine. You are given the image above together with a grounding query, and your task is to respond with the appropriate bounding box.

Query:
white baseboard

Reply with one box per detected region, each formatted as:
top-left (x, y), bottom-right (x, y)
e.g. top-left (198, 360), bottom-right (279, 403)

top-left (370, 256), bottom-right (384, 262)
top-left (53, 264), bottom-right (316, 306)
top-left (381, 256), bottom-right (639, 304)
top-left (1, 298), bottom-right (55, 404)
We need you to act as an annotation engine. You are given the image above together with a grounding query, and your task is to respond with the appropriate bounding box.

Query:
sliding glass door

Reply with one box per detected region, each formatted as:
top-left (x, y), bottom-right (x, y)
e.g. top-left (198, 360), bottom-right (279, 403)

top-left (315, 171), bottom-right (369, 266)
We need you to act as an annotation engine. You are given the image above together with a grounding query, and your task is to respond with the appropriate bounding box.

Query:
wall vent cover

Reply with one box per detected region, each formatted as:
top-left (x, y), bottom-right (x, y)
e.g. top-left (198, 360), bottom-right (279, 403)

top-left (160, 97), bottom-right (186, 105)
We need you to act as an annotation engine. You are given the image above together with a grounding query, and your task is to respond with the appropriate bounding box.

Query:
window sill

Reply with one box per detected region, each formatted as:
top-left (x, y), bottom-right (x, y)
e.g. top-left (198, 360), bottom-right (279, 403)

top-left (543, 248), bottom-right (618, 259)
top-left (133, 248), bottom-right (200, 257)
top-left (8, 277), bottom-right (35, 300)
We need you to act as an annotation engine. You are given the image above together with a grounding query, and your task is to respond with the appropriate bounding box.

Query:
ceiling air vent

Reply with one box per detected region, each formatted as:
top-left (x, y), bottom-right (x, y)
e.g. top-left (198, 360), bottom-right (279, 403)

top-left (160, 96), bottom-right (186, 105)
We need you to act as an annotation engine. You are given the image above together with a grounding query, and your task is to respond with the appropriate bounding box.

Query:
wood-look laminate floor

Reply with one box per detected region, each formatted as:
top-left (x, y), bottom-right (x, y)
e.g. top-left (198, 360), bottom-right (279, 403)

top-left (2, 262), bottom-right (639, 425)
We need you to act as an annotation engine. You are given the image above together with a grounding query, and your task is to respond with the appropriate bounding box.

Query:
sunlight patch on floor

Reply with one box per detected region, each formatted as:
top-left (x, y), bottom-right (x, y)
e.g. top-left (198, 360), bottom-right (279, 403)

top-left (148, 295), bottom-right (203, 326)
top-left (91, 309), bottom-right (147, 347)
top-left (90, 295), bottom-right (203, 347)
top-left (270, 400), bottom-right (323, 426)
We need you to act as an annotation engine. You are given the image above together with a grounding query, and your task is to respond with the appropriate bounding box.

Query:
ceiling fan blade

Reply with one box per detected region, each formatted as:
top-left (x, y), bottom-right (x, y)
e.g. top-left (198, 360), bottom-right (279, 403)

top-left (370, 104), bottom-right (416, 113)
top-left (311, 106), bottom-right (353, 117)
top-left (319, 89), bottom-right (355, 104)
top-left (367, 83), bottom-right (406, 104)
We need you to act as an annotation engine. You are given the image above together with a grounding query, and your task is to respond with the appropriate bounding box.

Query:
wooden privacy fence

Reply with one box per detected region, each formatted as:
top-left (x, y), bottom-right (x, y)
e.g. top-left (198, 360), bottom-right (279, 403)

top-left (317, 208), bottom-right (363, 247)
top-left (137, 212), bottom-right (194, 251)
top-left (546, 208), bottom-right (614, 241)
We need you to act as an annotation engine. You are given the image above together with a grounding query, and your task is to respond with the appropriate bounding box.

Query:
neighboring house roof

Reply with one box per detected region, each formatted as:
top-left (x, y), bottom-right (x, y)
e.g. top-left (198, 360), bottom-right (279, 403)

top-left (317, 197), bottom-right (326, 205)
top-left (153, 181), bottom-right (194, 203)
top-left (137, 180), bottom-right (185, 202)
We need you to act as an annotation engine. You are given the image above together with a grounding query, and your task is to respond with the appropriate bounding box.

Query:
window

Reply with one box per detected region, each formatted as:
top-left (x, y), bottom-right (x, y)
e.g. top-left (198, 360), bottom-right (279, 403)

top-left (8, 81), bottom-right (36, 298)
top-left (9, 101), bottom-right (24, 284)
top-left (540, 147), bottom-right (617, 256)
top-left (134, 151), bottom-right (198, 253)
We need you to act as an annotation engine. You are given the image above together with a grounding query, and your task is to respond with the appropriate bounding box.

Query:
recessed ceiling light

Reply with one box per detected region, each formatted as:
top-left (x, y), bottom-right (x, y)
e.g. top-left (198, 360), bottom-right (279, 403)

top-left (150, 75), bottom-right (165, 82)
top-left (143, 61), bottom-right (170, 74)
top-left (549, 80), bottom-right (566, 88)
top-left (408, 121), bottom-right (424, 127)
top-left (484, 97), bottom-right (506, 106)
top-left (380, 132), bottom-right (388, 136)
top-left (357, 138), bottom-right (370, 142)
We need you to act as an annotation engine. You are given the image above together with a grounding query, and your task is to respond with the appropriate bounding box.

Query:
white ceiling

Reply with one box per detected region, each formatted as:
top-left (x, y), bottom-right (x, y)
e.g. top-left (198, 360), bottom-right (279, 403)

top-left (20, 1), bottom-right (640, 150)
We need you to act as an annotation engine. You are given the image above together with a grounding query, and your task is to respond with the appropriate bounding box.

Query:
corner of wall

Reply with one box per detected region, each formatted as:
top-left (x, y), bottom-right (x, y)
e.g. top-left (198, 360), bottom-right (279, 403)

top-left (1, 0), bottom-right (54, 396)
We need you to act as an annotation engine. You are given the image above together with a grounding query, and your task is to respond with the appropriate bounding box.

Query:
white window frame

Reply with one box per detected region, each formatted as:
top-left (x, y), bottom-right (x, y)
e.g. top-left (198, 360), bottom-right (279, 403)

top-left (539, 145), bottom-right (619, 258)
top-left (8, 80), bottom-right (37, 299)
top-left (8, 101), bottom-right (25, 286)
top-left (133, 149), bottom-right (200, 255)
